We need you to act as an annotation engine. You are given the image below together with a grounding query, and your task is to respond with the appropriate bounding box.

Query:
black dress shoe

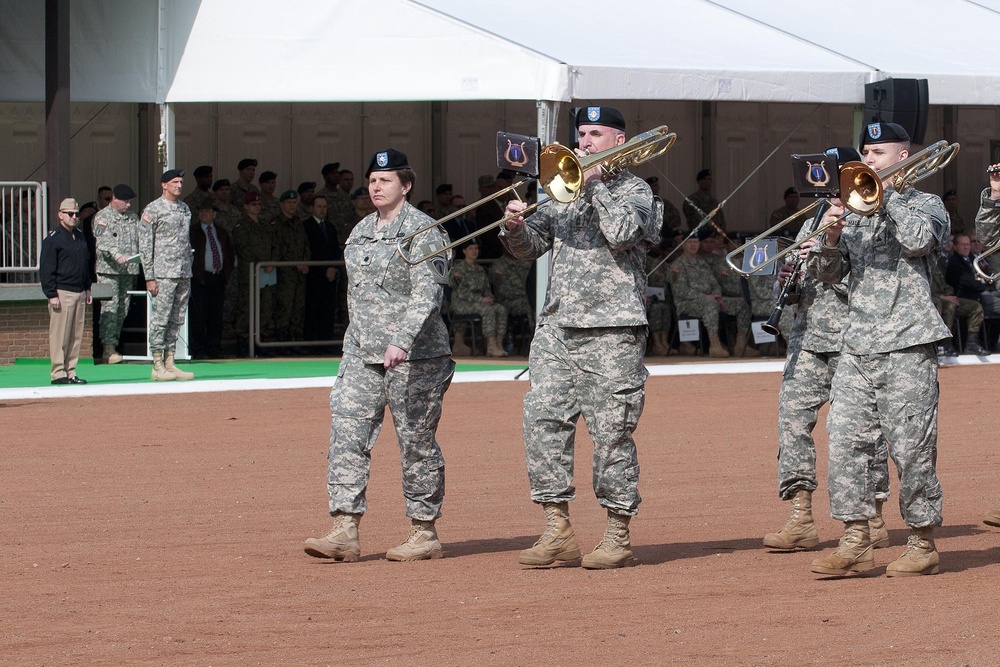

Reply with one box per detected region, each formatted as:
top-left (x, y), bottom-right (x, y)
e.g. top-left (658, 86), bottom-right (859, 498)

top-left (68, 376), bottom-right (88, 384)
top-left (51, 377), bottom-right (71, 385)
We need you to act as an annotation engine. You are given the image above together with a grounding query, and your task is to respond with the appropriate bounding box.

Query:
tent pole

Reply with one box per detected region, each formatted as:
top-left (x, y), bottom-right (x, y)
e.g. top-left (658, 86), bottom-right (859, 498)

top-left (158, 103), bottom-right (175, 171)
top-left (533, 100), bottom-right (560, 319)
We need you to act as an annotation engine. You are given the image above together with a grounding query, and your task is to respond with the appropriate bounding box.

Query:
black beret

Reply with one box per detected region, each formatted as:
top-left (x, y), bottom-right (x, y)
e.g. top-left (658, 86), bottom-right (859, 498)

top-left (297, 181), bottom-right (316, 194)
top-left (696, 169), bottom-right (712, 181)
top-left (113, 183), bottom-right (136, 200)
top-left (258, 170), bottom-right (277, 183)
top-left (435, 183), bottom-right (453, 195)
top-left (321, 162), bottom-right (340, 176)
top-left (237, 158), bottom-right (258, 171)
top-left (279, 190), bottom-right (299, 203)
top-left (696, 228), bottom-right (718, 240)
top-left (365, 148), bottom-right (410, 178)
top-left (944, 189), bottom-right (957, 198)
top-left (197, 200), bottom-right (219, 211)
top-left (576, 106), bottom-right (626, 132)
top-left (824, 146), bottom-right (862, 164)
top-left (161, 169), bottom-right (184, 183)
top-left (783, 186), bottom-right (798, 198)
top-left (645, 176), bottom-right (658, 185)
top-left (350, 186), bottom-right (368, 200)
top-left (859, 121), bottom-right (910, 149)
top-left (193, 165), bottom-right (213, 178)
top-left (212, 179), bottom-right (231, 191)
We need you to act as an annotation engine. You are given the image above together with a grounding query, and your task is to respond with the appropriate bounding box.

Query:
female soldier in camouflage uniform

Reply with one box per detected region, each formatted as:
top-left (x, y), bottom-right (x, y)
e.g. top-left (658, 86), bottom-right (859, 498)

top-left (304, 148), bottom-right (453, 563)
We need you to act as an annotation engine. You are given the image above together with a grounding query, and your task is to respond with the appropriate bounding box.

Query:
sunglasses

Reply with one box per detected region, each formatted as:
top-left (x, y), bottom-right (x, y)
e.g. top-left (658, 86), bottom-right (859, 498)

top-left (63, 211), bottom-right (79, 217)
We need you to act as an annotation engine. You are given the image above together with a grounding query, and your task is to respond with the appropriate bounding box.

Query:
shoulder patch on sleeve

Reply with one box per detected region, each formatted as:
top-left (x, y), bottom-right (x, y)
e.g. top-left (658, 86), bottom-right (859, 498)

top-left (141, 213), bottom-right (153, 224)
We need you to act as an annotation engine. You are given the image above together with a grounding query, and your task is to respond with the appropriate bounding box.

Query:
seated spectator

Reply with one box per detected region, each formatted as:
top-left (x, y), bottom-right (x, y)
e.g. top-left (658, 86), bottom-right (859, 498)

top-left (670, 236), bottom-right (753, 358)
top-left (932, 253), bottom-right (988, 355)
top-left (946, 233), bottom-right (1000, 318)
top-left (644, 247), bottom-right (673, 356)
top-left (449, 239), bottom-right (507, 357)
top-left (489, 246), bottom-right (535, 350)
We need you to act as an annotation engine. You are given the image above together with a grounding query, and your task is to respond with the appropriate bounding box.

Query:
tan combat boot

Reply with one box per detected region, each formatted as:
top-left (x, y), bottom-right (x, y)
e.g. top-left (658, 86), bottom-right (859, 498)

top-left (708, 334), bottom-right (730, 358)
top-left (486, 335), bottom-right (508, 358)
top-left (518, 502), bottom-right (581, 566)
top-left (582, 511), bottom-right (636, 569)
top-left (303, 512), bottom-right (362, 561)
top-left (870, 500), bottom-right (889, 549)
top-left (103, 344), bottom-right (123, 365)
top-left (763, 489), bottom-right (819, 550)
top-left (810, 520), bottom-right (874, 575)
top-left (151, 351), bottom-right (176, 381)
top-left (386, 518), bottom-right (444, 561)
top-left (984, 508), bottom-right (1000, 527)
top-left (885, 527), bottom-right (940, 577)
top-left (677, 342), bottom-right (698, 356)
top-left (649, 330), bottom-right (670, 356)
top-left (451, 330), bottom-right (472, 356)
top-left (734, 333), bottom-right (760, 358)
top-left (165, 349), bottom-right (195, 381)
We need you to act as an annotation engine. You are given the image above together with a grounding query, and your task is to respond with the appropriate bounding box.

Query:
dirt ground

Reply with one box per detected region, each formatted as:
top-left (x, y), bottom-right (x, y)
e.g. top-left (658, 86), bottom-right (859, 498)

top-left (3, 363), bottom-right (1000, 666)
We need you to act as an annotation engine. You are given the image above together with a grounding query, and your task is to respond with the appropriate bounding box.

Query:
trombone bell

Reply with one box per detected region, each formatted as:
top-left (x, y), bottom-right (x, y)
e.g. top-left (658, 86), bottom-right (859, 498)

top-left (839, 162), bottom-right (883, 216)
top-left (539, 145), bottom-right (584, 204)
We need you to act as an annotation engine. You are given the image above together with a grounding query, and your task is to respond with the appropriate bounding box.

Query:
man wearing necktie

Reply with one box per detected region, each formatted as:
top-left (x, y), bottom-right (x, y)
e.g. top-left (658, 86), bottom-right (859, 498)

top-left (303, 193), bottom-right (342, 352)
top-left (189, 200), bottom-right (235, 358)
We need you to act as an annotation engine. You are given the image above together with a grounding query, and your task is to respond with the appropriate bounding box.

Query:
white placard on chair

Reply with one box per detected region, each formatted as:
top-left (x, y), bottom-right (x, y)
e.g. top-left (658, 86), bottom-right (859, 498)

top-left (751, 321), bottom-right (777, 344)
top-left (678, 319), bottom-right (701, 343)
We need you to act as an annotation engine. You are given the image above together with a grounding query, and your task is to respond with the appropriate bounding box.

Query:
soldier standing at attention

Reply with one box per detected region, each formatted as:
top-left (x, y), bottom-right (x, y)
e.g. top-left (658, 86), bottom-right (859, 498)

top-left (303, 148), bottom-right (453, 562)
top-left (139, 169), bottom-right (196, 382)
top-left (808, 122), bottom-right (949, 577)
top-left (93, 184), bottom-right (140, 364)
top-left (501, 106), bottom-right (659, 569)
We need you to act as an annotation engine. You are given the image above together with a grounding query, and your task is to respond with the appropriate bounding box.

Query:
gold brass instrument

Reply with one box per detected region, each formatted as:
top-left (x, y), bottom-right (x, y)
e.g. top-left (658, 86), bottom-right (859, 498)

top-left (395, 125), bottom-right (677, 265)
top-left (725, 140), bottom-right (960, 277)
top-left (973, 246), bottom-right (1000, 282)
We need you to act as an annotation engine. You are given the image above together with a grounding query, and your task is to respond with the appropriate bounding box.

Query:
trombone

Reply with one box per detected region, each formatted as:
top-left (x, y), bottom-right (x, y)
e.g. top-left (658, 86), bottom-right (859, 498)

top-left (396, 125), bottom-right (677, 265)
top-left (973, 246), bottom-right (1000, 282)
top-left (725, 140), bottom-right (961, 277)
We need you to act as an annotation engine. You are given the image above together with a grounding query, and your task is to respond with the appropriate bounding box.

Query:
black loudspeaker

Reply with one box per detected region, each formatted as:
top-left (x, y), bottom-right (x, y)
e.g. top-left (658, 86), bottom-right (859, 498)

top-left (864, 78), bottom-right (929, 144)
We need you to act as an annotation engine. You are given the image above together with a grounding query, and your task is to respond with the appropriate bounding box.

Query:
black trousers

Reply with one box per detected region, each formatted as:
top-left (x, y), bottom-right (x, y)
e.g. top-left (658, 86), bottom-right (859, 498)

top-left (189, 273), bottom-right (227, 357)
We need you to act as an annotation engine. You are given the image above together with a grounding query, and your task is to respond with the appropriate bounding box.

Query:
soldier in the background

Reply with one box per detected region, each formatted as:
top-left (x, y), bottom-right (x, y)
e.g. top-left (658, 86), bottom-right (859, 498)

top-left (258, 171), bottom-right (280, 224)
top-left (231, 191), bottom-right (276, 355)
top-left (93, 183), bottom-right (140, 364)
top-left (138, 169), bottom-right (196, 382)
top-left (273, 190), bottom-right (310, 344)
top-left (184, 165), bottom-right (214, 216)
top-left (683, 169), bottom-right (726, 232)
top-left (230, 158), bottom-right (259, 213)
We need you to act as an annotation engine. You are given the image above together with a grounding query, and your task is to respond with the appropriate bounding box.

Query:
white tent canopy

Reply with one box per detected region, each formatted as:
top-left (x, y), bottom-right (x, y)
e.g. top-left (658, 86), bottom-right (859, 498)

top-left (2, 0), bottom-right (1000, 104)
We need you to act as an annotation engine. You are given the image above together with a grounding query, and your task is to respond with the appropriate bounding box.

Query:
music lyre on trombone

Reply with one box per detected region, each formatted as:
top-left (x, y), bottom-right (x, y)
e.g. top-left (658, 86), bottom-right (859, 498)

top-left (395, 126), bottom-right (677, 265)
top-left (725, 140), bottom-right (960, 279)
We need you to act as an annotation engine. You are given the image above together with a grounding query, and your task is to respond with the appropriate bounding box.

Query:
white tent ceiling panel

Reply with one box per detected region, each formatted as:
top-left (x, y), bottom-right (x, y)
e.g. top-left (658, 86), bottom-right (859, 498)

top-left (164, 0), bottom-right (569, 102)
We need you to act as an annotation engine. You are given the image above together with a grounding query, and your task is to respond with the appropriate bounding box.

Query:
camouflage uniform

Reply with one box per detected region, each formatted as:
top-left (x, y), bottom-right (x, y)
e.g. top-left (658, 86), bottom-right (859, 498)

top-left (327, 202), bottom-right (453, 521)
top-left (499, 172), bottom-right (657, 515)
top-left (320, 186), bottom-right (356, 248)
top-left (489, 253), bottom-right (535, 329)
top-left (644, 253), bottom-right (673, 335)
top-left (230, 213), bottom-right (277, 340)
top-left (259, 196), bottom-right (280, 226)
top-left (929, 258), bottom-right (983, 337)
top-left (273, 213), bottom-right (310, 340)
top-left (183, 189), bottom-right (212, 220)
top-left (704, 251), bottom-right (745, 298)
top-left (777, 252), bottom-right (889, 502)
top-left (683, 190), bottom-right (726, 231)
top-left (975, 187), bottom-right (1000, 245)
top-left (229, 180), bottom-right (259, 213)
top-left (93, 204), bottom-right (139, 347)
top-left (138, 196), bottom-right (193, 353)
top-left (661, 197), bottom-right (682, 237)
top-left (809, 187), bottom-right (950, 527)
top-left (449, 260), bottom-right (507, 337)
top-left (670, 254), bottom-right (751, 339)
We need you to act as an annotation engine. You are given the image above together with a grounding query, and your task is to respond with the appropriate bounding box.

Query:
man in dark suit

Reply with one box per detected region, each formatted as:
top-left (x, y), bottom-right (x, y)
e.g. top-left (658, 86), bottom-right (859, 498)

top-left (189, 200), bottom-right (235, 358)
top-left (303, 193), bottom-right (342, 352)
top-left (945, 233), bottom-right (995, 353)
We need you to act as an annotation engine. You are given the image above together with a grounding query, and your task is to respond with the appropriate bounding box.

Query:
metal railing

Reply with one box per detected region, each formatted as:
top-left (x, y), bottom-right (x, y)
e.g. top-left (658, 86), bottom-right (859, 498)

top-left (1, 182), bottom-right (47, 282)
